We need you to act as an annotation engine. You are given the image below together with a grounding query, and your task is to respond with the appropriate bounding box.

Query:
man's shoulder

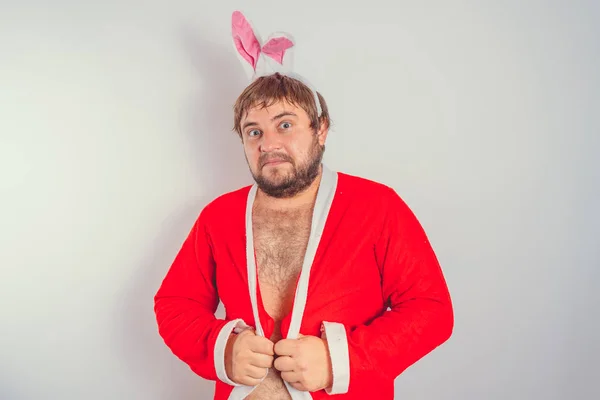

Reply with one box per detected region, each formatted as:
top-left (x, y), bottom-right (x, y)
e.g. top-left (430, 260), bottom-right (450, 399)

top-left (336, 171), bottom-right (398, 199)
top-left (199, 184), bottom-right (253, 220)
top-left (335, 171), bottom-right (420, 227)
top-left (210, 184), bottom-right (253, 205)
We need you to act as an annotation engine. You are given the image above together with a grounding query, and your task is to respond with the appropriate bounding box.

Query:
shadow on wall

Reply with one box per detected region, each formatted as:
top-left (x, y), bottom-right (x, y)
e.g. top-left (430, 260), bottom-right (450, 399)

top-left (113, 23), bottom-right (250, 400)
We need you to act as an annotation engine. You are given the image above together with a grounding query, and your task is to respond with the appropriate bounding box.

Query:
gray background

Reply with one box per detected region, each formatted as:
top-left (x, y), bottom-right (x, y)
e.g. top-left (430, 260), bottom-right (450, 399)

top-left (1, 1), bottom-right (598, 399)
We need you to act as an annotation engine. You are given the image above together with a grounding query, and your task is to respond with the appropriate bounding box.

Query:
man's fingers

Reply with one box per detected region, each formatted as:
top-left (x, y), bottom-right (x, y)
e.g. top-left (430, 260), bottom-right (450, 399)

top-left (289, 381), bottom-right (308, 392)
top-left (250, 352), bottom-right (274, 368)
top-left (274, 339), bottom-right (296, 356)
top-left (248, 336), bottom-right (275, 355)
top-left (238, 376), bottom-right (263, 387)
top-left (273, 355), bottom-right (295, 372)
top-left (281, 371), bottom-right (310, 391)
top-left (244, 365), bottom-right (269, 380)
top-left (281, 370), bottom-right (302, 384)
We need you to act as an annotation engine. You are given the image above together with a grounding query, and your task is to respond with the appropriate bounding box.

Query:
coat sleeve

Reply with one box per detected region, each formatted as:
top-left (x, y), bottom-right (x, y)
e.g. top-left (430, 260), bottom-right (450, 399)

top-left (322, 187), bottom-right (454, 394)
top-left (153, 209), bottom-right (249, 384)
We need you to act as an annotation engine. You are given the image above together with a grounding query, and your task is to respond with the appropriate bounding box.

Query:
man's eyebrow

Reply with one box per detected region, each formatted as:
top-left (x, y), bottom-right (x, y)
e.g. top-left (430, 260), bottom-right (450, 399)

top-left (271, 111), bottom-right (297, 121)
top-left (242, 120), bottom-right (259, 130)
top-left (241, 112), bottom-right (298, 131)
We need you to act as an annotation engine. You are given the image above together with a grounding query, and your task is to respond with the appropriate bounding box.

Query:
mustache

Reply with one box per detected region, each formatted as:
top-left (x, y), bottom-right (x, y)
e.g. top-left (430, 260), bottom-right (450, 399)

top-left (259, 153), bottom-right (294, 166)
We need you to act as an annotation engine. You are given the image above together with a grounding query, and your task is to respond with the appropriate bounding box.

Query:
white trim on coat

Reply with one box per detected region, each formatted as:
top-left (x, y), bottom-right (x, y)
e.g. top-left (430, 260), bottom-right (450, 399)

top-left (322, 321), bottom-right (351, 394)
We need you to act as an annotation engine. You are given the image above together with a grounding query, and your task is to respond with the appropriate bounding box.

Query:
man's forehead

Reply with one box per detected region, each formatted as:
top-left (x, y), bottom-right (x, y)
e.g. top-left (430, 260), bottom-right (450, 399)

top-left (241, 101), bottom-right (305, 124)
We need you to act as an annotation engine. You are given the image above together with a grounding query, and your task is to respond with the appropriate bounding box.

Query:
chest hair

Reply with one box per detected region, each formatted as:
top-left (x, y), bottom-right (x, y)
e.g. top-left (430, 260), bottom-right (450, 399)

top-left (253, 205), bottom-right (313, 320)
top-left (247, 205), bottom-right (313, 400)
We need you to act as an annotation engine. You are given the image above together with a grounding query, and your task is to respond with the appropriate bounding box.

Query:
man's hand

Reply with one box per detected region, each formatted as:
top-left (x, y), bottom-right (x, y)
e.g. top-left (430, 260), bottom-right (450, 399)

top-left (273, 333), bottom-right (333, 392)
top-left (225, 328), bottom-right (275, 386)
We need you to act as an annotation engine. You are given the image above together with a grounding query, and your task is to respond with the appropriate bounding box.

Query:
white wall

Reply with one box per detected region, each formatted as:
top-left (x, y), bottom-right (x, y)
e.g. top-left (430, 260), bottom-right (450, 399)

top-left (1, 1), bottom-right (598, 399)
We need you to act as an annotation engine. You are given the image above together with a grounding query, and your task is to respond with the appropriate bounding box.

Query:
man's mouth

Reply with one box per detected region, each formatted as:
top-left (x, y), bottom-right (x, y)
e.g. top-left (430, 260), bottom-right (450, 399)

top-left (262, 158), bottom-right (289, 167)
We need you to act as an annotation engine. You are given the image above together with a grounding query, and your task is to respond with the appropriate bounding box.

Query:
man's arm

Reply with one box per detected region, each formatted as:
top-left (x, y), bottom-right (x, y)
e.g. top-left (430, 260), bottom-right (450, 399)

top-left (322, 187), bottom-right (454, 394)
top-left (153, 209), bottom-right (249, 385)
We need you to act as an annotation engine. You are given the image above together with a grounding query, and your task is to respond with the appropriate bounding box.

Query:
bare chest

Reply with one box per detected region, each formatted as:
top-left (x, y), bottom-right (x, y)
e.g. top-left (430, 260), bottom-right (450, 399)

top-left (253, 207), bottom-right (312, 330)
top-left (248, 206), bottom-right (312, 400)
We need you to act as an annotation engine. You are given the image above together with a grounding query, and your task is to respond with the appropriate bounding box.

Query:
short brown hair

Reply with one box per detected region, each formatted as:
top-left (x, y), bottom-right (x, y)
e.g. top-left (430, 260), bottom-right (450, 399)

top-left (233, 73), bottom-right (330, 137)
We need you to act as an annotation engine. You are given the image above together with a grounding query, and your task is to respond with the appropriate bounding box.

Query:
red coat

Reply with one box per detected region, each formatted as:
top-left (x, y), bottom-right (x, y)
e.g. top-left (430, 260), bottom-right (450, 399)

top-left (154, 165), bottom-right (454, 399)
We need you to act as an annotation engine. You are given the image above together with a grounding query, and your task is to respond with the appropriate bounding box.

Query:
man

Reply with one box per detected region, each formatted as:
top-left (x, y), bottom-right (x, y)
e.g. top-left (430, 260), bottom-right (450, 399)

top-left (154, 11), bottom-right (453, 400)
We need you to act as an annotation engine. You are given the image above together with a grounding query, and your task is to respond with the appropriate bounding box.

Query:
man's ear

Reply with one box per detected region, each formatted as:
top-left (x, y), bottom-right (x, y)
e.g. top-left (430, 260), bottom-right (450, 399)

top-left (316, 118), bottom-right (329, 146)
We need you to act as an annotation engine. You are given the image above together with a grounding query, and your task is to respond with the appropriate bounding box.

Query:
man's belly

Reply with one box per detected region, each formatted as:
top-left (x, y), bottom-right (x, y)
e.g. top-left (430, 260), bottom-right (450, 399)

top-left (245, 320), bottom-right (291, 400)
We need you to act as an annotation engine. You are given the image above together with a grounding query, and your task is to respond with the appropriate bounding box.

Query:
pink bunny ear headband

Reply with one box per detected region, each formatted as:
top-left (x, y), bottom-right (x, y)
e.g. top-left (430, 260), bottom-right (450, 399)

top-left (231, 10), bottom-right (323, 116)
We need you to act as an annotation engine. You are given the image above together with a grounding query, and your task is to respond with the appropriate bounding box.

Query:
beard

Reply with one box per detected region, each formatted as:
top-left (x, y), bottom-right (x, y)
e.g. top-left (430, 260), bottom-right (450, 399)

top-left (249, 137), bottom-right (325, 199)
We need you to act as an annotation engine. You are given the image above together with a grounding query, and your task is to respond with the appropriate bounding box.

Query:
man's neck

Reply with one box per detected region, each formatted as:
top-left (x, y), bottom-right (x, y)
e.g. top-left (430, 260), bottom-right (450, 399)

top-left (255, 167), bottom-right (322, 212)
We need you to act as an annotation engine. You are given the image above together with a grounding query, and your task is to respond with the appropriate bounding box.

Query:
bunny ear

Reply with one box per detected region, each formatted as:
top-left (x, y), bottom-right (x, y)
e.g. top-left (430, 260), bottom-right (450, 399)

top-left (231, 11), bottom-right (261, 70)
top-left (261, 35), bottom-right (294, 65)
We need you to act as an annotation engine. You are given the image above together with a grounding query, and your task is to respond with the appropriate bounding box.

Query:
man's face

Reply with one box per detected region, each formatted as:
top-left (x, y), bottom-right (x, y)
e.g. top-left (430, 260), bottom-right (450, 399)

top-left (240, 100), bottom-right (328, 198)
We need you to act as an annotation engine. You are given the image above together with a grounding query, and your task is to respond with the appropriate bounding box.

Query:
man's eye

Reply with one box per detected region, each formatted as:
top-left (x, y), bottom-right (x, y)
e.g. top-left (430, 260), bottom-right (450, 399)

top-left (248, 129), bottom-right (261, 136)
top-left (280, 122), bottom-right (292, 129)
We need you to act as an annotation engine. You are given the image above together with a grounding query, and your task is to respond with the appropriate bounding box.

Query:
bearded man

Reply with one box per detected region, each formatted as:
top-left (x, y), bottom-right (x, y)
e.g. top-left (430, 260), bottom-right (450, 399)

top-left (154, 9), bottom-right (453, 400)
top-left (153, 71), bottom-right (454, 400)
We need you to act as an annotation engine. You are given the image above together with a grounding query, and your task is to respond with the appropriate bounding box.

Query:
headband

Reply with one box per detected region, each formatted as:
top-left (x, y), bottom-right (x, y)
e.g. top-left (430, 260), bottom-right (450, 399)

top-left (231, 10), bottom-right (323, 116)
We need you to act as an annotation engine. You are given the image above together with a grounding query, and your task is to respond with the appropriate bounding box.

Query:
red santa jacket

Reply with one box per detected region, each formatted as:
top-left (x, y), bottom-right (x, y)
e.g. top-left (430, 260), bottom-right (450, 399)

top-left (154, 165), bottom-right (454, 399)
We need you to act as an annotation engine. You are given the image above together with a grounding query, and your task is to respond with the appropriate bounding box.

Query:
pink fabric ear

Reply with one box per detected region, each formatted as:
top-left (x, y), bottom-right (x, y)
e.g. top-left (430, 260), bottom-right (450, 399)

top-left (261, 37), bottom-right (294, 64)
top-left (231, 11), bottom-right (261, 69)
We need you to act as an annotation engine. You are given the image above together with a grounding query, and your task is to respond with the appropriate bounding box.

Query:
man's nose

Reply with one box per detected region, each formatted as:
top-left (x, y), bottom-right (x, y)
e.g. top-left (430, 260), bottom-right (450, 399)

top-left (259, 129), bottom-right (282, 152)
